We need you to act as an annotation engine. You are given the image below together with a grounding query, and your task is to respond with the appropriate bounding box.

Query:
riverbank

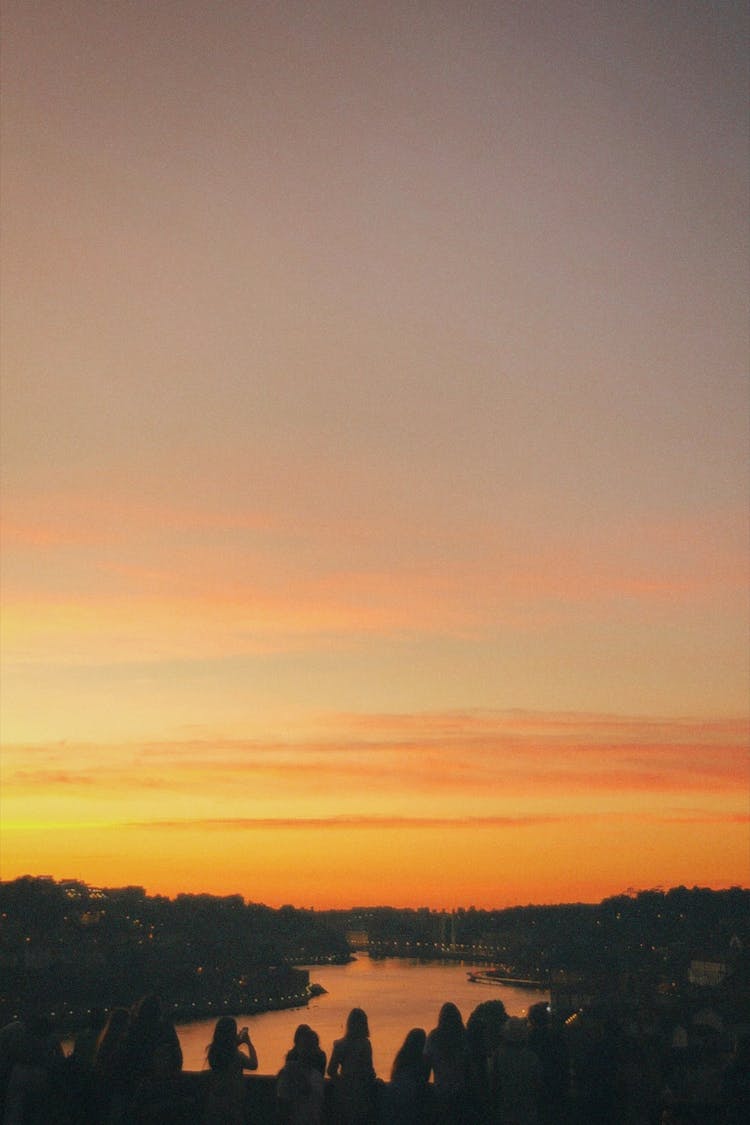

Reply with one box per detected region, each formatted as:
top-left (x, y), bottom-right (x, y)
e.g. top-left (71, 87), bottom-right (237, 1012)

top-left (61, 987), bottom-right (316, 1048)
top-left (174, 958), bottom-right (548, 1074)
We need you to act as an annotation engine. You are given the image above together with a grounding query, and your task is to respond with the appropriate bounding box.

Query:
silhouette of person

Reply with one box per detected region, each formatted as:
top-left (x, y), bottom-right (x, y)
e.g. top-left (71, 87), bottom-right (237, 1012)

top-left (722, 1032), bottom-right (750, 1125)
top-left (71, 1007), bottom-right (106, 1071)
top-left (202, 1016), bottom-right (258, 1125)
top-left (490, 1016), bottom-right (542, 1125)
top-left (569, 1004), bottom-right (621, 1124)
top-left (467, 1000), bottom-right (509, 1122)
top-left (66, 1006), bottom-right (107, 1123)
top-left (285, 1023), bottom-right (326, 1075)
top-left (121, 994), bottom-right (182, 1088)
top-left (327, 1007), bottom-right (378, 1124)
top-left (0, 1019), bottom-right (27, 1117)
top-left (381, 1027), bottom-right (431, 1124)
top-left (277, 1024), bottom-right (326, 1125)
top-left (527, 1001), bottom-right (570, 1124)
top-left (2, 1014), bottom-right (65, 1125)
top-left (92, 1007), bottom-right (131, 1123)
top-left (116, 994), bottom-right (183, 1122)
top-left (425, 1002), bottom-right (472, 1124)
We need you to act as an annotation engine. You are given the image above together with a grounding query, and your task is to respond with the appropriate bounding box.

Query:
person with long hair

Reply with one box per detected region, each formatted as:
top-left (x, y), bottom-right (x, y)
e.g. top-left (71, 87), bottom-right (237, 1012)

top-left (203, 1016), bottom-right (257, 1125)
top-left (285, 1024), bottom-right (326, 1075)
top-left (425, 1002), bottom-right (471, 1124)
top-left (91, 1008), bottom-right (130, 1123)
top-left (327, 1007), bottom-right (377, 1124)
top-left (466, 1000), bottom-right (509, 1123)
top-left (1, 1015), bottom-right (65, 1125)
top-left (381, 1027), bottom-right (430, 1124)
top-left (490, 1016), bottom-right (542, 1125)
top-left (277, 1024), bottom-right (325, 1125)
top-left (121, 994), bottom-right (182, 1088)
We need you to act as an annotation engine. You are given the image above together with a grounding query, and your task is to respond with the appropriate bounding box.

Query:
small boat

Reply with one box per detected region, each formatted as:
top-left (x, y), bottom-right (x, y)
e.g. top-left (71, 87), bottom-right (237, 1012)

top-left (467, 970), bottom-right (545, 989)
top-left (467, 971), bottom-right (507, 986)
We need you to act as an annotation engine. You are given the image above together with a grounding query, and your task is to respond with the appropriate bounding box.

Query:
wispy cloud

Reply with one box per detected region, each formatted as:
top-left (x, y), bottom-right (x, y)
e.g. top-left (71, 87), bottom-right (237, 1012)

top-left (3, 711), bottom-right (747, 809)
top-left (3, 492), bottom-right (746, 667)
top-left (127, 814), bottom-right (566, 830)
top-left (6, 809), bottom-right (739, 834)
top-left (661, 812), bottom-right (750, 825)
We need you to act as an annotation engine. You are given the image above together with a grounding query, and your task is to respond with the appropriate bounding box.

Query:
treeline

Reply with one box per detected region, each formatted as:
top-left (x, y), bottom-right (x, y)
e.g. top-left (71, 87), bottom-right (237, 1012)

top-left (324, 886), bottom-right (750, 977)
top-left (0, 877), bottom-right (349, 1029)
top-left (2, 877), bottom-right (747, 1031)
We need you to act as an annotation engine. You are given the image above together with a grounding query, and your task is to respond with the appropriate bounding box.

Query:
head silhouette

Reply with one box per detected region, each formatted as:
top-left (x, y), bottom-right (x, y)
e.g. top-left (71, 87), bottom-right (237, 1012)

top-left (392, 1027), bottom-right (427, 1079)
top-left (208, 1016), bottom-right (238, 1070)
top-left (438, 1002), bottom-right (464, 1033)
top-left (133, 994), bottom-right (161, 1030)
top-left (467, 999), bottom-right (509, 1053)
top-left (345, 1008), bottom-right (369, 1039)
top-left (528, 1002), bottom-right (550, 1029)
top-left (435, 1002), bottom-right (466, 1048)
top-left (212, 1017), bottom-right (238, 1046)
top-left (298, 1025), bottom-right (321, 1058)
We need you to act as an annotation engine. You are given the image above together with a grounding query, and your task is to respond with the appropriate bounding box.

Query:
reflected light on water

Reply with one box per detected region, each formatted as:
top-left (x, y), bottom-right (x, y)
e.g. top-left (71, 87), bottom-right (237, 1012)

top-left (176, 958), bottom-right (549, 1076)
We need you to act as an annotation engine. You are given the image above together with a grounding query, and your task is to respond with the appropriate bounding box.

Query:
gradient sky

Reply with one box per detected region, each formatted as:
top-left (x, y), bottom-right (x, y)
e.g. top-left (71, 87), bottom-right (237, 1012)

top-left (1, 0), bottom-right (748, 909)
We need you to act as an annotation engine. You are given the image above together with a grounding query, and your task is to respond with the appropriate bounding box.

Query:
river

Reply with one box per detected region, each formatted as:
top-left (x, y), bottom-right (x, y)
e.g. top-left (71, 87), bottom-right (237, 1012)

top-left (176, 958), bottom-right (548, 1076)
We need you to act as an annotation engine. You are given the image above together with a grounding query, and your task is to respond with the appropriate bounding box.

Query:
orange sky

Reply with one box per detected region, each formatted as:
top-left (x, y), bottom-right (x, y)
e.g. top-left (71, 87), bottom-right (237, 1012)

top-left (2, 712), bottom-right (748, 907)
top-left (1, 1), bottom-right (748, 908)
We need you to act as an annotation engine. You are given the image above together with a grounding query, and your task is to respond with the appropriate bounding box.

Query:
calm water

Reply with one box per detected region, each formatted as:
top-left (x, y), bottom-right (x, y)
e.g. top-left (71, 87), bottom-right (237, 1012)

top-left (176, 958), bottom-right (548, 1076)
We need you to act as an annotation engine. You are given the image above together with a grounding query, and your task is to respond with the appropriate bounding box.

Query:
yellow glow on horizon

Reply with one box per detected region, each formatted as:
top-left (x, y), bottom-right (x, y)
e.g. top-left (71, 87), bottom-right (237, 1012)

top-left (4, 704), bottom-right (749, 908)
top-left (2, 814), bottom-right (747, 910)
top-left (2, 705), bottom-right (748, 908)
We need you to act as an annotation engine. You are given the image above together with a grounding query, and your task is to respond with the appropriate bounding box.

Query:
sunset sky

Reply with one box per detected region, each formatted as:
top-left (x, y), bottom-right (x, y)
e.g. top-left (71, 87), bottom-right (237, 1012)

top-left (1, 0), bottom-right (748, 909)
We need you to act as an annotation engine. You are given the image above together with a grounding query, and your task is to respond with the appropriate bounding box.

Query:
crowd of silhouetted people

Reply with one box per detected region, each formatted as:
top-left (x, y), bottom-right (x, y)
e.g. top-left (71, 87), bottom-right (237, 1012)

top-left (1, 993), bottom-right (748, 1124)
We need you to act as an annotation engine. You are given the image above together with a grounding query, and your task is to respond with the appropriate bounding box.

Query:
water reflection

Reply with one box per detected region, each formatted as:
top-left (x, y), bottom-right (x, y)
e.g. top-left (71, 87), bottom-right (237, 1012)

top-left (176, 958), bottom-right (548, 1075)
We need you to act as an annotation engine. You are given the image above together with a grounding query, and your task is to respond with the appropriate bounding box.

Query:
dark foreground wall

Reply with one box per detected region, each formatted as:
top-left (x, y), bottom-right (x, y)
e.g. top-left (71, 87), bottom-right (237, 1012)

top-left (59, 1070), bottom-right (353, 1124)
top-left (59, 1068), bottom-right (734, 1125)
top-left (7, 1044), bottom-right (744, 1124)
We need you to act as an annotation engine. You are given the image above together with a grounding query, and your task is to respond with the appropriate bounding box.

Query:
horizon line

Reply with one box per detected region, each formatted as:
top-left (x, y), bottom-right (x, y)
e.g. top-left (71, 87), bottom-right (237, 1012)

top-left (3, 870), bottom-right (748, 916)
